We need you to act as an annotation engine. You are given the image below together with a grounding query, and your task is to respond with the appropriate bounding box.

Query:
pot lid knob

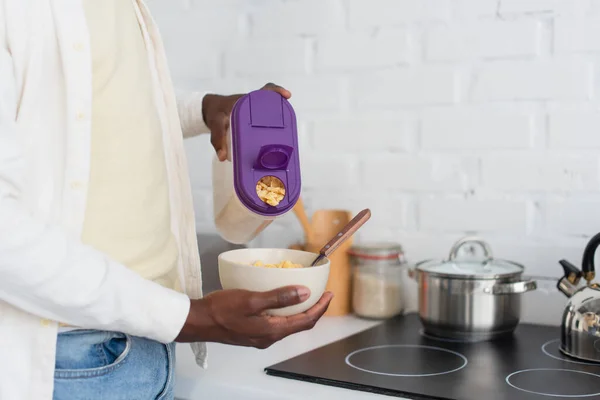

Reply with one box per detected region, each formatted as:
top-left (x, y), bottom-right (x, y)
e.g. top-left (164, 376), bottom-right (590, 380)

top-left (448, 236), bottom-right (493, 262)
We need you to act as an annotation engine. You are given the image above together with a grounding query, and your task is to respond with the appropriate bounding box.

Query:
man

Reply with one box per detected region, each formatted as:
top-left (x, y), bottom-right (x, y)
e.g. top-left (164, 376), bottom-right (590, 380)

top-left (0, 1), bottom-right (333, 399)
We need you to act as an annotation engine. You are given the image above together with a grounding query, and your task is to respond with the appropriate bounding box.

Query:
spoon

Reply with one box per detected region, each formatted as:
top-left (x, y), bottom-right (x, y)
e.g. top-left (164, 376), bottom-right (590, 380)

top-left (310, 208), bottom-right (371, 266)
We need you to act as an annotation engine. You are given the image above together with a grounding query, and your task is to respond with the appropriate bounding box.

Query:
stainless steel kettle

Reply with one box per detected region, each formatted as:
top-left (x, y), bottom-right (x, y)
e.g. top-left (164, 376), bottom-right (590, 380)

top-left (557, 232), bottom-right (600, 363)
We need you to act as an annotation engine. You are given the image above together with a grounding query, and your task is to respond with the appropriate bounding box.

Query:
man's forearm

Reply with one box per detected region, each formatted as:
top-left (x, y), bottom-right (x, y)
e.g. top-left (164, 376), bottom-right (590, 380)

top-left (0, 194), bottom-right (190, 342)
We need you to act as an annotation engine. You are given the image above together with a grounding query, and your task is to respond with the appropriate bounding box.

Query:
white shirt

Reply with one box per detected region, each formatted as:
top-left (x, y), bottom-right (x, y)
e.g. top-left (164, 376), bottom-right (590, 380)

top-left (0, 1), bottom-right (210, 398)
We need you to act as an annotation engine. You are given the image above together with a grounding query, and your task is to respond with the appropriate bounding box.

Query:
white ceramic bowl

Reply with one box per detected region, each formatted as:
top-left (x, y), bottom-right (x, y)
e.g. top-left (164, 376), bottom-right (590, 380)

top-left (218, 248), bottom-right (330, 316)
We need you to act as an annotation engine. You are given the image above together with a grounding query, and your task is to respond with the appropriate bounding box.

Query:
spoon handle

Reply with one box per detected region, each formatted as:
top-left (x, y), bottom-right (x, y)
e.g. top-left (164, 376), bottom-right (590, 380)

top-left (319, 209), bottom-right (371, 258)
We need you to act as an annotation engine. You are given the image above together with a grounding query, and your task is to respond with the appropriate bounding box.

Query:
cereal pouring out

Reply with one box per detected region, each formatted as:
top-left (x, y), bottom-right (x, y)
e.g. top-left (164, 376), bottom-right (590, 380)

top-left (256, 176), bottom-right (285, 206)
top-left (252, 260), bottom-right (304, 269)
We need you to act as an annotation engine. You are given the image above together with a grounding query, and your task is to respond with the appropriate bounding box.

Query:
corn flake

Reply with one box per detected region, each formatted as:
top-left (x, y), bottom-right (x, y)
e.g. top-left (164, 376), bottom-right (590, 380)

top-left (252, 260), bottom-right (304, 269)
top-left (256, 176), bottom-right (286, 206)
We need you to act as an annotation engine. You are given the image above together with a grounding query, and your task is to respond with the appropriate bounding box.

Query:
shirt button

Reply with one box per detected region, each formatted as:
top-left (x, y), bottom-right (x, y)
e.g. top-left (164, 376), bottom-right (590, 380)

top-left (40, 319), bottom-right (51, 327)
top-left (73, 42), bottom-right (85, 52)
top-left (70, 181), bottom-right (85, 190)
top-left (76, 112), bottom-right (86, 121)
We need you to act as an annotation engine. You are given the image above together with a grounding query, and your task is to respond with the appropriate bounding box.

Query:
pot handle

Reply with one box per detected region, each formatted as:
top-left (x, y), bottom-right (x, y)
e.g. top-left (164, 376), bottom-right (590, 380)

top-left (408, 260), bottom-right (430, 280)
top-left (408, 268), bottom-right (416, 280)
top-left (484, 280), bottom-right (537, 295)
top-left (448, 236), bottom-right (493, 262)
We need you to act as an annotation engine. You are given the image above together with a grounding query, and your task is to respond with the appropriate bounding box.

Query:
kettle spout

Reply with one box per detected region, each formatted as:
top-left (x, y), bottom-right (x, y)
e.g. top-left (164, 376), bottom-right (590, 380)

top-left (557, 259), bottom-right (582, 298)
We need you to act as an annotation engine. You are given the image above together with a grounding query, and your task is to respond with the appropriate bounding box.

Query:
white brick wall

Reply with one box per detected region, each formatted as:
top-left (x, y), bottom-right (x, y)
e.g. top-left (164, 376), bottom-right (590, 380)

top-left (425, 21), bottom-right (542, 61)
top-left (347, 0), bottom-right (451, 27)
top-left (312, 117), bottom-right (412, 152)
top-left (316, 29), bottom-right (410, 71)
top-left (472, 60), bottom-right (592, 101)
top-left (421, 113), bottom-right (534, 150)
top-left (481, 154), bottom-right (599, 191)
top-left (549, 112), bottom-right (600, 148)
top-left (249, 0), bottom-right (346, 37)
top-left (149, 0), bottom-right (600, 282)
top-left (419, 199), bottom-right (530, 233)
top-left (354, 67), bottom-right (459, 107)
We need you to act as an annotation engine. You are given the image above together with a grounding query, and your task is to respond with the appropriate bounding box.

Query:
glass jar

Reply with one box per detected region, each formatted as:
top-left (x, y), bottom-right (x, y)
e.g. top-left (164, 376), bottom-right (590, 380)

top-left (349, 243), bottom-right (405, 319)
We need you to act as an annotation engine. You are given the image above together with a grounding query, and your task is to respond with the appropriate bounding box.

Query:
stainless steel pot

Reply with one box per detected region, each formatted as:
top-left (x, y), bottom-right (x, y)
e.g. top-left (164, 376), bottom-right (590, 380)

top-left (409, 236), bottom-right (537, 341)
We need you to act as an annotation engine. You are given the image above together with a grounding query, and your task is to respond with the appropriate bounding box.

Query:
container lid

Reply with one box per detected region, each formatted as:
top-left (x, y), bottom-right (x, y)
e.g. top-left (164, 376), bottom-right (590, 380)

top-left (348, 242), bottom-right (404, 262)
top-left (416, 236), bottom-right (524, 279)
top-left (231, 90), bottom-right (301, 217)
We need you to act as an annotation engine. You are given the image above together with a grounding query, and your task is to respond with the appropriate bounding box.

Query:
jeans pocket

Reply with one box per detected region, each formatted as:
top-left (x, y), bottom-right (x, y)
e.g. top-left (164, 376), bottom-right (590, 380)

top-left (54, 331), bottom-right (132, 379)
top-left (155, 343), bottom-right (176, 400)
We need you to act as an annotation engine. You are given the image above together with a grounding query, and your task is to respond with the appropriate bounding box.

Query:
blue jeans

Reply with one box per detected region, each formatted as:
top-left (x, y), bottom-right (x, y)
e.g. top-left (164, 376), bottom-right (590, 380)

top-left (53, 330), bottom-right (176, 400)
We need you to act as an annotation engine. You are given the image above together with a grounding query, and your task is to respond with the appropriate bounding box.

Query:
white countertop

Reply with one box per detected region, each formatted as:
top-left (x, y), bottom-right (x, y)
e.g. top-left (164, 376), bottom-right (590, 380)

top-left (173, 275), bottom-right (565, 400)
top-left (174, 315), bottom-right (402, 400)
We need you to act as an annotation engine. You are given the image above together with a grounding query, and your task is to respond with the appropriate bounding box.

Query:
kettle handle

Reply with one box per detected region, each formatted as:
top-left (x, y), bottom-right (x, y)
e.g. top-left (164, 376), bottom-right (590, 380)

top-left (582, 232), bottom-right (600, 282)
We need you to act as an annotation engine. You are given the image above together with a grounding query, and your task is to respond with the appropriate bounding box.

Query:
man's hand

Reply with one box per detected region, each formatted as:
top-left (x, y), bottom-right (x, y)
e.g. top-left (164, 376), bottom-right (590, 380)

top-left (202, 83), bottom-right (291, 161)
top-left (175, 286), bottom-right (333, 349)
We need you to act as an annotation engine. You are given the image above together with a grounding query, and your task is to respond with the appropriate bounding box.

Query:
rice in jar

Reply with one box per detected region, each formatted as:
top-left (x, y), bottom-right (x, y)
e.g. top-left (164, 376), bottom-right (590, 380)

top-left (350, 243), bottom-right (405, 319)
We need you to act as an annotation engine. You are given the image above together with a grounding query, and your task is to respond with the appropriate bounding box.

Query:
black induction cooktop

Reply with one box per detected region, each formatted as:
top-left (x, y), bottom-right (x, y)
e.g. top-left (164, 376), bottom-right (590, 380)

top-left (265, 313), bottom-right (600, 399)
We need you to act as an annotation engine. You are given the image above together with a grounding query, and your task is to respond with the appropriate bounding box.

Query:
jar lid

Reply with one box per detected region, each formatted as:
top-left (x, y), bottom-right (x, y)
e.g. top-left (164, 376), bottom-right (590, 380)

top-left (416, 236), bottom-right (524, 279)
top-left (348, 242), bottom-right (403, 261)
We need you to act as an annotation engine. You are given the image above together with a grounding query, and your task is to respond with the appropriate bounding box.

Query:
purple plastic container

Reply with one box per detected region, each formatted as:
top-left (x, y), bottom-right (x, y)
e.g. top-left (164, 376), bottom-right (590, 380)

top-left (231, 90), bottom-right (301, 216)
top-left (212, 89), bottom-right (301, 244)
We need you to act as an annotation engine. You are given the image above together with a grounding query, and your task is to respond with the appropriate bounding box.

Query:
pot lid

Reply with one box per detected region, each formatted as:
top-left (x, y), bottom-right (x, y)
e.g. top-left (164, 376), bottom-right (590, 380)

top-left (416, 237), bottom-right (524, 279)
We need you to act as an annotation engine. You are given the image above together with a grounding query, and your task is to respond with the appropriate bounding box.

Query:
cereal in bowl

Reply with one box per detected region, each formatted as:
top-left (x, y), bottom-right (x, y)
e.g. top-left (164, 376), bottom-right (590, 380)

top-left (252, 260), bottom-right (304, 269)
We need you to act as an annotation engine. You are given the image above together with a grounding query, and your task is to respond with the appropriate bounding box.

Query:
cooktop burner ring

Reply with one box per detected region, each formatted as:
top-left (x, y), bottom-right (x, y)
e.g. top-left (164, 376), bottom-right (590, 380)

top-left (506, 368), bottom-right (600, 398)
top-left (345, 344), bottom-right (468, 377)
top-left (542, 339), bottom-right (599, 366)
